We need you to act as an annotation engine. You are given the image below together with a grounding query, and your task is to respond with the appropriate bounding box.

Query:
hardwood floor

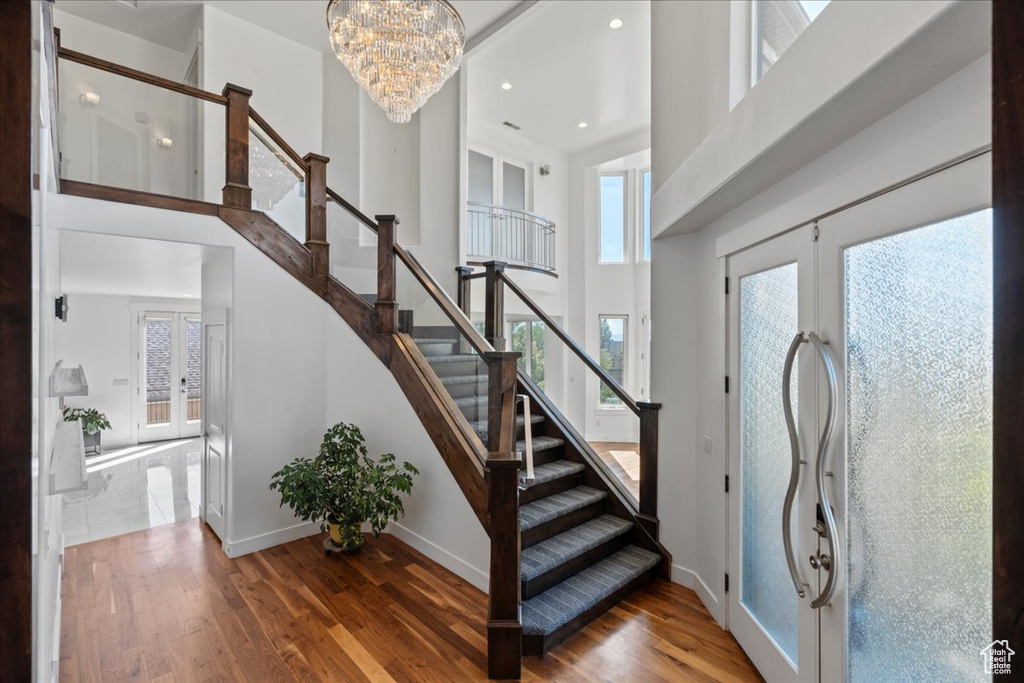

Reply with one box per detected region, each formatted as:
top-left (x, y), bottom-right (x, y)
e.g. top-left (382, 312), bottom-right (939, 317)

top-left (59, 521), bottom-right (761, 682)
top-left (591, 441), bottom-right (641, 501)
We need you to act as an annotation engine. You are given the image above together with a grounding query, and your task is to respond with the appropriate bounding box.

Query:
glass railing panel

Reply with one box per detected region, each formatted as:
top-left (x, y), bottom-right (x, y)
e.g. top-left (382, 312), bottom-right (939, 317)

top-left (395, 253), bottom-right (492, 451)
top-left (248, 119), bottom-right (305, 243)
top-left (327, 196), bottom-right (377, 301)
top-left (58, 58), bottom-right (219, 201)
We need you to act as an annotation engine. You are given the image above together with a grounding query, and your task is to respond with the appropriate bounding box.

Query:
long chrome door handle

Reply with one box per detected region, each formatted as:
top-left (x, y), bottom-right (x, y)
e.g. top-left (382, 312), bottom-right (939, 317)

top-left (808, 332), bottom-right (840, 609)
top-left (782, 332), bottom-right (807, 599)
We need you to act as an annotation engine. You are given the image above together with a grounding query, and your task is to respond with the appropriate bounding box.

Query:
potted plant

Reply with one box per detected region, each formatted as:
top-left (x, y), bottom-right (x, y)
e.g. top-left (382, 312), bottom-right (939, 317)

top-left (269, 422), bottom-right (419, 554)
top-left (62, 406), bottom-right (112, 455)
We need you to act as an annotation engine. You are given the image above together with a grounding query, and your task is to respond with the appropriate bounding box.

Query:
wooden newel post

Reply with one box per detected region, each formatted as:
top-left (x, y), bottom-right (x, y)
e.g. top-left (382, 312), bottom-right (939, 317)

top-left (485, 351), bottom-right (520, 453)
top-left (376, 215), bottom-right (398, 335)
top-left (222, 83), bottom-right (252, 209)
top-left (486, 451), bottom-right (523, 680)
top-left (484, 260), bottom-right (507, 350)
top-left (637, 401), bottom-right (662, 540)
top-left (304, 153), bottom-right (330, 283)
top-left (456, 266), bottom-right (474, 318)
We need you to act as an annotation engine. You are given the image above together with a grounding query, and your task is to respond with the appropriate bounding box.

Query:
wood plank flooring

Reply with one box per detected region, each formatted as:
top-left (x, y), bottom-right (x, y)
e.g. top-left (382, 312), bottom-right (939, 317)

top-left (59, 521), bottom-right (761, 682)
top-left (591, 441), bottom-right (641, 501)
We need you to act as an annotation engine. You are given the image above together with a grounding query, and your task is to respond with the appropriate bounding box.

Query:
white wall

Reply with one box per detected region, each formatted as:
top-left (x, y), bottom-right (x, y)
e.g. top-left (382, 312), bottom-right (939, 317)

top-left (57, 293), bottom-right (201, 449)
top-left (650, 32), bottom-right (991, 629)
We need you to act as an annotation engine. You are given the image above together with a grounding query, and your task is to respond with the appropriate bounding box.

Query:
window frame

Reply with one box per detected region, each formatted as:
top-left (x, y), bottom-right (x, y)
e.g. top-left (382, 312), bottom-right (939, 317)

top-left (598, 171), bottom-right (629, 264)
top-left (597, 313), bottom-right (629, 409)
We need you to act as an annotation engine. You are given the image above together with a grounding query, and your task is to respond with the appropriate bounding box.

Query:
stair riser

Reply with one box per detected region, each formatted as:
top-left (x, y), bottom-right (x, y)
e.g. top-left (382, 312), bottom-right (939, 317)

top-left (442, 381), bottom-right (488, 400)
top-left (522, 568), bottom-right (660, 656)
top-left (521, 502), bottom-right (605, 548)
top-left (521, 532), bottom-right (632, 600)
top-left (530, 446), bottom-right (565, 468)
top-left (417, 342), bottom-right (458, 357)
top-left (428, 360), bottom-right (486, 377)
top-left (518, 473), bottom-right (583, 506)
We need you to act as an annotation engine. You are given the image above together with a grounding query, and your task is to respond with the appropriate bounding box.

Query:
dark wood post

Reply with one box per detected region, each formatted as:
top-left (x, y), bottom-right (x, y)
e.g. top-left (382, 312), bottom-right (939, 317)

top-left (485, 351), bottom-right (520, 453)
top-left (484, 260), bottom-right (507, 350)
top-left (456, 265), bottom-right (474, 318)
top-left (221, 83), bottom-right (252, 209)
top-left (637, 401), bottom-right (661, 541)
top-left (303, 153), bottom-right (330, 284)
top-left (376, 215), bottom-right (398, 335)
top-left (993, 0), bottom-right (1024, 653)
top-left (486, 451), bottom-right (522, 680)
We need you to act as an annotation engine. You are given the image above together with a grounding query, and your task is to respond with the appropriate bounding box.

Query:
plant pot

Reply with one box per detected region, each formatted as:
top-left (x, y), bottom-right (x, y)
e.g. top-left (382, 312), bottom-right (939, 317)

top-left (327, 521), bottom-right (364, 554)
top-left (83, 431), bottom-right (101, 456)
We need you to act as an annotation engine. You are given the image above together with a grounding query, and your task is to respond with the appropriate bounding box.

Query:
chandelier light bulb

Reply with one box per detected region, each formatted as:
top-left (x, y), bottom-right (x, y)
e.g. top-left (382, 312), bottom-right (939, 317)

top-left (327, 0), bottom-right (466, 124)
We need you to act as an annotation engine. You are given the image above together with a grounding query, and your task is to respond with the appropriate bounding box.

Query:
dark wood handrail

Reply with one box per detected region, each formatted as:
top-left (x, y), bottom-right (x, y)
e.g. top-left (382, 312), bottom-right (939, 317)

top-left (498, 271), bottom-right (640, 415)
top-left (249, 107), bottom-right (308, 175)
top-left (394, 246), bottom-right (495, 357)
top-left (57, 46), bottom-right (228, 105)
top-left (326, 186), bottom-right (379, 233)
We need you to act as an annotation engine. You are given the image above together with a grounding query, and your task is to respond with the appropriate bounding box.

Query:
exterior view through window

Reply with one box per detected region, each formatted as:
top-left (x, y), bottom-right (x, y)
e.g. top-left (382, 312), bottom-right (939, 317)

top-left (600, 173), bottom-right (627, 263)
top-left (599, 315), bottom-right (627, 406)
top-left (510, 319), bottom-right (546, 390)
top-left (755, 0), bottom-right (831, 82)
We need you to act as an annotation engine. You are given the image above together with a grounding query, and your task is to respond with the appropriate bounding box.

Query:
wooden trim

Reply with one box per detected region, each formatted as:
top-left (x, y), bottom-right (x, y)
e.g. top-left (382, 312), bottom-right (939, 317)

top-left (500, 272), bottom-right (639, 415)
top-left (637, 401), bottom-right (661, 525)
top-left (485, 453), bottom-right (522, 680)
top-left (456, 265), bottom-right (473, 317)
top-left (485, 351), bottom-right (520, 453)
top-left (992, 0), bottom-right (1024, 652)
top-left (303, 153), bottom-right (329, 284)
top-left (60, 179), bottom-right (221, 216)
top-left (0, 2), bottom-right (34, 678)
top-left (326, 186), bottom-right (379, 233)
top-left (251, 107), bottom-right (309, 174)
top-left (375, 215), bottom-right (398, 335)
top-left (222, 84), bottom-right (252, 209)
top-left (57, 46), bottom-right (228, 104)
top-left (217, 206), bottom-right (315, 288)
top-left (466, 259), bottom-right (559, 278)
top-left (484, 261), bottom-right (507, 350)
top-left (395, 246), bottom-right (494, 356)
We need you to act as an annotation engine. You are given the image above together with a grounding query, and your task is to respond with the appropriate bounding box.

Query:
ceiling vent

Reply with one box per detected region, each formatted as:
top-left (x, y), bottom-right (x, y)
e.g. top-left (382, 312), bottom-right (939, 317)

top-left (502, 121), bottom-right (522, 131)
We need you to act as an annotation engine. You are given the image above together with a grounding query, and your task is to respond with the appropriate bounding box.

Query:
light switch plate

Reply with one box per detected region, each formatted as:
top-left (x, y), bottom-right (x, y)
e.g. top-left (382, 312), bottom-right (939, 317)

top-left (703, 436), bottom-right (712, 455)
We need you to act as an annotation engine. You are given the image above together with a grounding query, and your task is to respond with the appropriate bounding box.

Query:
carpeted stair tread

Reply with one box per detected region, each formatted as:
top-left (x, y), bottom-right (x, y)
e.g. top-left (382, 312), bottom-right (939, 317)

top-left (454, 395), bottom-right (488, 409)
top-left (519, 486), bottom-right (606, 531)
top-left (412, 338), bottom-right (459, 344)
top-left (439, 374), bottom-right (486, 387)
top-left (517, 435), bottom-right (563, 453)
top-left (425, 354), bottom-right (480, 364)
top-left (530, 460), bottom-right (585, 486)
top-left (521, 514), bottom-right (633, 582)
top-left (521, 545), bottom-right (660, 636)
top-left (469, 414), bottom-right (544, 441)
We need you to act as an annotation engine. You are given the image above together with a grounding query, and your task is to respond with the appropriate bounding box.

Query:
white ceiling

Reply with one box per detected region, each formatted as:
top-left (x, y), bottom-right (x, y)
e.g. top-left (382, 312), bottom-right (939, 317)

top-left (56, 0), bottom-right (523, 54)
top-left (467, 0), bottom-right (650, 155)
top-left (60, 231), bottom-right (206, 299)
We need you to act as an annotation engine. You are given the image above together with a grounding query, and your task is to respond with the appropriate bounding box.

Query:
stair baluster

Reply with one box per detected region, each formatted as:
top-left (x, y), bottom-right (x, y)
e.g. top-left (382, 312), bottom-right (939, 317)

top-left (376, 214), bottom-right (399, 335)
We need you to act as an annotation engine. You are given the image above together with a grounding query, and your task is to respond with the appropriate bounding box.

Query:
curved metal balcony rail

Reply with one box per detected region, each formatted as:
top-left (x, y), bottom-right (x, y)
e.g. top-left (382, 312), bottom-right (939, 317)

top-left (466, 202), bottom-right (556, 275)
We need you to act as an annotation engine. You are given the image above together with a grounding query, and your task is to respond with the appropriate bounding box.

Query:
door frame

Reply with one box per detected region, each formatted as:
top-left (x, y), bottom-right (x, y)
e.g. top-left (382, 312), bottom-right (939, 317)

top-left (200, 308), bottom-right (231, 546)
top-left (129, 301), bottom-right (201, 445)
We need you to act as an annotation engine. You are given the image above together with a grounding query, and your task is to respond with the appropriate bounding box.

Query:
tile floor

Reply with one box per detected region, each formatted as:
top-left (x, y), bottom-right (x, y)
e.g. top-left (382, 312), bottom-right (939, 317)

top-left (62, 438), bottom-right (202, 546)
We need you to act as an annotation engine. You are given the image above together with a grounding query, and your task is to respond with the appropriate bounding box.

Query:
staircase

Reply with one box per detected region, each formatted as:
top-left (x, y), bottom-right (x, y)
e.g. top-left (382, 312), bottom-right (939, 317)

top-left (411, 331), bottom-right (663, 655)
top-left (52, 41), bottom-right (669, 680)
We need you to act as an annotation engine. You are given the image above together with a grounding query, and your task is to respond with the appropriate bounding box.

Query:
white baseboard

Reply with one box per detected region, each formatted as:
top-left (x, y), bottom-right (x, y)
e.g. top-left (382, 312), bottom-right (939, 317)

top-left (671, 563), bottom-right (725, 628)
top-left (387, 521), bottom-right (489, 592)
top-left (670, 562), bottom-right (697, 589)
top-left (224, 521), bottom-right (319, 558)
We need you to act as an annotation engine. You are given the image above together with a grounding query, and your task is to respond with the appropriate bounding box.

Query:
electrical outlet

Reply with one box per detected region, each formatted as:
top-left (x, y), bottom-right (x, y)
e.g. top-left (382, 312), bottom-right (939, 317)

top-left (703, 436), bottom-right (712, 455)
top-left (113, 378), bottom-right (129, 386)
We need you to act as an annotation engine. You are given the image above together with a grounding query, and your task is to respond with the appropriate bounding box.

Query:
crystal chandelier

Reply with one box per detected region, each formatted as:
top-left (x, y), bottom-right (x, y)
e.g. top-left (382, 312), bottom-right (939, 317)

top-left (327, 0), bottom-right (465, 123)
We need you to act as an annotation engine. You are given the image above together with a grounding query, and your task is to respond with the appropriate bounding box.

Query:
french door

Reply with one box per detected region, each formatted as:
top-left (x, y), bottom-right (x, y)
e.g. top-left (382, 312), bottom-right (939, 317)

top-left (139, 312), bottom-right (202, 443)
top-left (728, 154), bottom-right (992, 682)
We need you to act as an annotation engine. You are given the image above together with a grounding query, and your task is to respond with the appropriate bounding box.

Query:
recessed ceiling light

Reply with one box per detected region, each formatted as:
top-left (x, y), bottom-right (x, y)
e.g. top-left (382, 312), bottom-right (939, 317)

top-left (578, 122), bottom-right (588, 129)
top-left (609, 18), bottom-right (623, 29)
top-left (501, 82), bottom-right (512, 90)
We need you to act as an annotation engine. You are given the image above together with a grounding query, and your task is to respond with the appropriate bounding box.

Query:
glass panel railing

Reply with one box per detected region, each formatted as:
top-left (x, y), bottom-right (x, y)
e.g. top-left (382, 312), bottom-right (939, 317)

top-left (327, 193), bottom-right (377, 301)
top-left (395, 249), bottom-right (493, 452)
top-left (58, 58), bottom-right (219, 201)
top-left (248, 119), bottom-right (305, 243)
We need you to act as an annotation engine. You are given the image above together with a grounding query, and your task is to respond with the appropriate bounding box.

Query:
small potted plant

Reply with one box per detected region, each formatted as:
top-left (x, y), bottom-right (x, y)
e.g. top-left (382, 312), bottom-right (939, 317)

top-left (62, 406), bottom-right (112, 455)
top-left (269, 422), bottom-right (419, 554)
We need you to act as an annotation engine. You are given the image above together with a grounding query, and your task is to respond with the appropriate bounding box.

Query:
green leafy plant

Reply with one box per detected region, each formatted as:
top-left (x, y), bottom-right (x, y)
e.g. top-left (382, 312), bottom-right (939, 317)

top-left (269, 422), bottom-right (418, 553)
top-left (62, 407), bottom-right (111, 435)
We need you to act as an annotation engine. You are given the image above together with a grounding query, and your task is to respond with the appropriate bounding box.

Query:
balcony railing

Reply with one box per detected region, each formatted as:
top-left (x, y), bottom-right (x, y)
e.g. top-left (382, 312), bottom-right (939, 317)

top-left (466, 202), bottom-right (556, 275)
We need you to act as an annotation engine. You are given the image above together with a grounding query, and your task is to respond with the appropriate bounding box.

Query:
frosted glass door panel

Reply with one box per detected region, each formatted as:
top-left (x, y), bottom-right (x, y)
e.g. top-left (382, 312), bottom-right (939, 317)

top-left (740, 263), bottom-right (800, 665)
top-left (844, 209), bottom-right (992, 682)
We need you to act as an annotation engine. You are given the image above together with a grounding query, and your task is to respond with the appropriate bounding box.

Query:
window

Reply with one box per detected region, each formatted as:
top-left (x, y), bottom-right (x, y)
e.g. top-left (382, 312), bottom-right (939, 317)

top-left (467, 147), bottom-right (531, 210)
top-left (598, 315), bottom-right (627, 407)
top-left (641, 170), bottom-right (651, 262)
top-left (468, 150), bottom-right (494, 204)
top-left (754, 0), bottom-right (831, 83)
top-left (599, 173), bottom-right (627, 263)
top-left (510, 319), bottom-right (546, 390)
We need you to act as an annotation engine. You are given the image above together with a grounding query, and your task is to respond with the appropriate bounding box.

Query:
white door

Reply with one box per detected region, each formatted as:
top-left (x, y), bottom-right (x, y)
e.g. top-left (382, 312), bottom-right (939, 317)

top-left (202, 320), bottom-right (227, 540)
top-left (728, 154), bottom-right (993, 682)
top-left (139, 312), bottom-right (202, 443)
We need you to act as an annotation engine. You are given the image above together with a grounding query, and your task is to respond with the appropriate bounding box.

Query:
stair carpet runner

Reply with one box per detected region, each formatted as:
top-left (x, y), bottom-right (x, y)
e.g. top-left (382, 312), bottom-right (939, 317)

top-left (413, 336), bottom-right (659, 648)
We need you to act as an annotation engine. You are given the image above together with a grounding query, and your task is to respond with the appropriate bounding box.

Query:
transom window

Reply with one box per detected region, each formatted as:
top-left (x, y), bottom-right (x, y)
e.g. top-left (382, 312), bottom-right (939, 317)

top-left (754, 0), bottom-right (831, 83)
top-left (599, 173), bottom-right (627, 263)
